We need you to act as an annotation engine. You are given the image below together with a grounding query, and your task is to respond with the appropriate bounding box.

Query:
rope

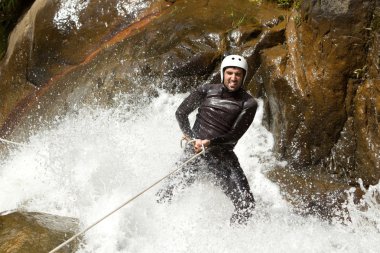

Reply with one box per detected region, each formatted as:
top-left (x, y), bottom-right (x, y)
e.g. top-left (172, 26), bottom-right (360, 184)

top-left (0, 137), bottom-right (33, 147)
top-left (48, 144), bottom-right (206, 253)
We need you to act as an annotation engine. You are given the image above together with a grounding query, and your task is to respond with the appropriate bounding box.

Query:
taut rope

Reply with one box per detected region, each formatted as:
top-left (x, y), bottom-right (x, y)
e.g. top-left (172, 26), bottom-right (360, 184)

top-left (48, 142), bottom-right (205, 253)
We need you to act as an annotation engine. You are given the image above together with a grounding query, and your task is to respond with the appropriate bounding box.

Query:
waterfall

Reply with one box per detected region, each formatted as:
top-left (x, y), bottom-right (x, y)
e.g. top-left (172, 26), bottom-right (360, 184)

top-left (0, 90), bottom-right (379, 252)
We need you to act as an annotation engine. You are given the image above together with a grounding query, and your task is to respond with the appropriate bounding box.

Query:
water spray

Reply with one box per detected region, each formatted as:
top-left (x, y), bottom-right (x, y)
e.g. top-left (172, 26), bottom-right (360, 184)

top-left (0, 137), bottom-right (34, 147)
top-left (48, 142), bottom-right (205, 253)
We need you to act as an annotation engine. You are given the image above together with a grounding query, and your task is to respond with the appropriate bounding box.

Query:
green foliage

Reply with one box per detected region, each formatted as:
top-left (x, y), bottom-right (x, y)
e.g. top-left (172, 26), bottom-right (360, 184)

top-left (232, 15), bottom-right (247, 28)
top-left (294, 15), bottom-right (302, 27)
top-left (0, 0), bottom-right (18, 12)
top-left (371, 8), bottom-right (380, 32)
top-left (0, 26), bottom-right (7, 59)
top-left (248, 0), bottom-right (262, 4)
top-left (0, 0), bottom-right (34, 59)
top-left (229, 6), bottom-right (249, 29)
top-left (293, 0), bottom-right (302, 10)
top-left (276, 0), bottom-right (294, 8)
top-left (1, 0), bottom-right (20, 58)
top-left (260, 0), bottom-right (302, 9)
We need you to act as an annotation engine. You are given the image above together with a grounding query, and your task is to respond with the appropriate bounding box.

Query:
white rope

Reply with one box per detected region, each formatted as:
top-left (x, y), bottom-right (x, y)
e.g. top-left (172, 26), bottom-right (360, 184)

top-left (48, 144), bottom-right (205, 253)
top-left (0, 137), bottom-right (34, 147)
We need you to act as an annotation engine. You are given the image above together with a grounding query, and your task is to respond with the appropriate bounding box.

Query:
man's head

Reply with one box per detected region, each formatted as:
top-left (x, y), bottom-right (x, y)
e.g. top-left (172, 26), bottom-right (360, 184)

top-left (220, 55), bottom-right (248, 92)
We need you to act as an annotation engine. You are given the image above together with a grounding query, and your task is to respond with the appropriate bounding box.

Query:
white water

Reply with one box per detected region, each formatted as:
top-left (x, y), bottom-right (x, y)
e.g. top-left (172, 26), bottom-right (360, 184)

top-left (54, 0), bottom-right (152, 31)
top-left (0, 90), bottom-right (379, 253)
top-left (54, 0), bottom-right (90, 30)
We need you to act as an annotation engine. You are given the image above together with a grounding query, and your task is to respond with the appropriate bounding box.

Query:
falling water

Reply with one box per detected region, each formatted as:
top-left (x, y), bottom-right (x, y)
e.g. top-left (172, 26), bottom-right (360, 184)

top-left (0, 90), bottom-right (379, 253)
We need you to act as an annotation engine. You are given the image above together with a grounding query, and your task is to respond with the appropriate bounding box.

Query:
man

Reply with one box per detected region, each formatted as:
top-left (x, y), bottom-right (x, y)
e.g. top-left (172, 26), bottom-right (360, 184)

top-left (157, 55), bottom-right (258, 225)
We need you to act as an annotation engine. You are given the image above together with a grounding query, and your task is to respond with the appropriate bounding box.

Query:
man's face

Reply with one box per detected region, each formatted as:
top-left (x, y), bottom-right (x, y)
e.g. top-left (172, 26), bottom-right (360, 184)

top-left (223, 67), bottom-right (244, 92)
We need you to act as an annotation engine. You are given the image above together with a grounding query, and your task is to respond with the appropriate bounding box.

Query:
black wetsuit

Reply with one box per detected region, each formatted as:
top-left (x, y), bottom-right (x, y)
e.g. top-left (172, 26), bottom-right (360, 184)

top-left (157, 83), bottom-right (258, 224)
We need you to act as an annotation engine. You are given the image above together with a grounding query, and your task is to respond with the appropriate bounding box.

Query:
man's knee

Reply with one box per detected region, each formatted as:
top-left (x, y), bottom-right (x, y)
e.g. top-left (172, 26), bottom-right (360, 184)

top-left (229, 190), bottom-right (255, 225)
top-left (230, 202), bottom-right (255, 225)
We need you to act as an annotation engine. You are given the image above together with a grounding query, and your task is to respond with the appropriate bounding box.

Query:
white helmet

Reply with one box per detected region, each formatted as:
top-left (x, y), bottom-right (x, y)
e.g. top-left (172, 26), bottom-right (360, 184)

top-left (220, 54), bottom-right (248, 84)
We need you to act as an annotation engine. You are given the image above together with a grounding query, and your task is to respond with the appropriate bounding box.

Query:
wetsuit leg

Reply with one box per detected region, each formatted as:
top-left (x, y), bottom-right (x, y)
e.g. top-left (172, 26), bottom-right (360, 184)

top-left (156, 148), bottom-right (200, 203)
top-left (207, 150), bottom-right (255, 225)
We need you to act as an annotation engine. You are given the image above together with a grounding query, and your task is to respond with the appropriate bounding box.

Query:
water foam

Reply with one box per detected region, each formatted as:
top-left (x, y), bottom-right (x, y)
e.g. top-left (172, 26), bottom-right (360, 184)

top-left (0, 90), bottom-right (379, 252)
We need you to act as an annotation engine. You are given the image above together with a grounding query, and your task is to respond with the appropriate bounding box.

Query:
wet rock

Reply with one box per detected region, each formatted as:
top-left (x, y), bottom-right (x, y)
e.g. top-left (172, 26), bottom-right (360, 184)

top-left (286, 0), bottom-right (370, 167)
top-left (0, 211), bottom-right (79, 253)
top-left (1, 0), bottom-right (378, 220)
top-left (352, 79), bottom-right (380, 183)
top-left (249, 0), bottom-right (380, 214)
top-left (255, 0), bottom-right (378, 183)
top-left (228, 24), bottom-right (263, 48)
top-left (0, 0), bottom-right (170, 137)
top-left (0, 0), bottom-right (287, 139)
top-left (266, 166), bottom-right (352, 219)
top-left (28, 0), bottom-right (162, 86)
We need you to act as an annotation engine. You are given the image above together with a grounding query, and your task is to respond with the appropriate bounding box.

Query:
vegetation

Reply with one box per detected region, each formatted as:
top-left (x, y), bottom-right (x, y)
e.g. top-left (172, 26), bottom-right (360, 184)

top-left (230, 8), bottom-right (247, 29)
top-left (0, 0), bottom-right (35, 59)
top-left (275, 0), bottom-right (294, 8)
top-left (250, 0), bottom-right (302, 9)
top-left (371, 8), bottom-right (380, 32)
top-left (274, 0), bottom-right (302, 9)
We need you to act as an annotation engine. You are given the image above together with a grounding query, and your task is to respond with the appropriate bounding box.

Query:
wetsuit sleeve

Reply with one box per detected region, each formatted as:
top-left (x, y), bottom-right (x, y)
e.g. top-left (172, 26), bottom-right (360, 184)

top-left (175, 85), bottom-right (207, 138)
top-left (209, 97), bottom-right (257, 146)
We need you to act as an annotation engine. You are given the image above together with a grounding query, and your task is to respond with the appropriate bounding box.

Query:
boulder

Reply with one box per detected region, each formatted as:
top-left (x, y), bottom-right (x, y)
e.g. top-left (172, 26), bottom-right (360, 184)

top-left (0, 211), bottom-right (79, 253)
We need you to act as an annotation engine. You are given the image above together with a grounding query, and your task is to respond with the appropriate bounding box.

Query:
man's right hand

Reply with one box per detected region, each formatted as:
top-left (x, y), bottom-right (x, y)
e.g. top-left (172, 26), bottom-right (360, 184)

top-left (194, 139), bottom-right (210, 153)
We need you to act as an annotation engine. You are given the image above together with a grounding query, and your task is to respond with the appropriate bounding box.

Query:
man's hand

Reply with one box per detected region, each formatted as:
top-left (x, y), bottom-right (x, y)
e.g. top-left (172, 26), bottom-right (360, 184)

top-left (194, 139), bottom-right (210, 153)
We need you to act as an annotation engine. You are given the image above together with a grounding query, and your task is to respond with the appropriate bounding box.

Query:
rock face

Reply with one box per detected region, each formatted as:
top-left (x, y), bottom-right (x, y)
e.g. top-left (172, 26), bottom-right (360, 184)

top-left (0, 0), bottom-right (286, 139)
top-left (0, 0), bottom-right (379, 219)
top-left (257, 0), bottom-right (380, 215)
top-left (261, 0), bottom-right (372, 171)
top-left (0, 211), bottom-right (79, 253)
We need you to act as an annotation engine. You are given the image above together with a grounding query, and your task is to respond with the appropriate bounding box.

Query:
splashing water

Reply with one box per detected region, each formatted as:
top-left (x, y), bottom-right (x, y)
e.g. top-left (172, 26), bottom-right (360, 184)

top-left (116, 0), bottom-right (151, 19)
top-left (54, 0), bottom-right (90, 30)
top-left (0, 90), bottom-right (379, 252)
top-left (53, 0), bottom-right (151, 31)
